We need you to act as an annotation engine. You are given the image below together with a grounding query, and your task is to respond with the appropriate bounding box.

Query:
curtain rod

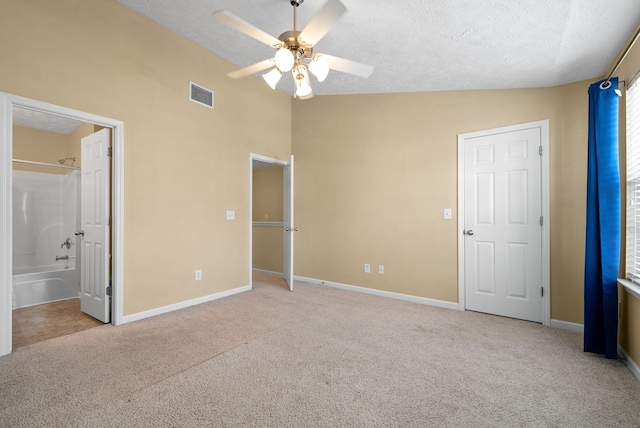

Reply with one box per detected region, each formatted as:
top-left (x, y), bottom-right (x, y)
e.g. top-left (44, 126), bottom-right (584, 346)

top-left (603, 25), bottom-right (640, 88)
top-left (12, 159), bottom-right (80, 170)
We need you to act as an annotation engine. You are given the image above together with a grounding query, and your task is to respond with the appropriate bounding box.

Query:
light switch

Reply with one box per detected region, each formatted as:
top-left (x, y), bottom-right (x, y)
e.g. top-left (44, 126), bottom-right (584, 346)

top-left (443, 208), bottom-right (452, 220)
top-left (226, 210), bottom-right (235, 220)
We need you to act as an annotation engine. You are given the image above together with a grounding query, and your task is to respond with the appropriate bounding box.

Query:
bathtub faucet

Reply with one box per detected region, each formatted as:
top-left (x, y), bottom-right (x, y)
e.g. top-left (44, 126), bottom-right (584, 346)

top-left (55, 255), bottom-right (69, 261)
top-left (61, 237), bottom-right (71, 249)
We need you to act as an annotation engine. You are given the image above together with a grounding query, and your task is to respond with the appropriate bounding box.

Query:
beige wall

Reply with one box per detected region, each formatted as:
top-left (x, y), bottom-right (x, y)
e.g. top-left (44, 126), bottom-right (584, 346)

top-left (1, 0), bottom-right (291, 315)
top-left (12, 123), bottom-right (91, 174)
top-left (548, 81), bottom-right (590, 324)
top-left (252, 167), bottom-right (284, 222)
top-left (252, 227), bottom-right (284, 273)
top-left (252, 166), bottom-right (284, 273)
top-left (291, 86), bottom-right (590, 315)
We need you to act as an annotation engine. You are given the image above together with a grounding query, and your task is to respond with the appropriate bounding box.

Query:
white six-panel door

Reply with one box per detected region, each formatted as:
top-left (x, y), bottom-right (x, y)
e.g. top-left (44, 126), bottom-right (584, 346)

top-left (80, 128), bottom-right (111, 323)
top-left (462, 127), bottom-right (543, 322)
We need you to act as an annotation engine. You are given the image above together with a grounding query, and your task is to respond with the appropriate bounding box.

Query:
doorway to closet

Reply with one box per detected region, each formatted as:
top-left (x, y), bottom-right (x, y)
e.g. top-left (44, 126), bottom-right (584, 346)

top-left (250, 154), bottom-right (295, 291)
top-left (457, 120), bottom-right (550, 325)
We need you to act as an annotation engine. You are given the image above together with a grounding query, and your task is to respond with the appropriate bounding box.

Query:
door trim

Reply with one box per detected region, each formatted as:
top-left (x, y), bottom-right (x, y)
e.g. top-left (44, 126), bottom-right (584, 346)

top-left (249, 153), bottom-right (288, 289)
top-left (0, 92), bottom-right (125, 356)
top-left (457, 120), bottom-right (550, 326)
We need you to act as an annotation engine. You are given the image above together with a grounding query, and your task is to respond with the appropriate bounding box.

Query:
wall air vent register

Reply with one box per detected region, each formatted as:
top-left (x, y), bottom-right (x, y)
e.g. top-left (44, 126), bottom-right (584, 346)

top-left (190, 82), bottom-right (214, 109)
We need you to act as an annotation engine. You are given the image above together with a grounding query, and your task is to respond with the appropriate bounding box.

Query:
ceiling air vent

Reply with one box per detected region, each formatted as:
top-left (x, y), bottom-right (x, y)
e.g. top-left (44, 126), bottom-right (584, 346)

top-left (190, 82), bottom-right (214, 109)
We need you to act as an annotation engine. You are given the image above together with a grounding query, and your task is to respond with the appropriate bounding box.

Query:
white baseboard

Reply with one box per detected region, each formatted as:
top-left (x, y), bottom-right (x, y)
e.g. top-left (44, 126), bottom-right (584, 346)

top-left (252, 269), bottom-right (284, 278)
top-left (121, 285), bottom-right (251, 324)
top-left (550, 319), bottom-right (584, 333)
top-left (618, 345), bottom-right (640, 383)
top-left (294, 275), bottom-right (459, 311)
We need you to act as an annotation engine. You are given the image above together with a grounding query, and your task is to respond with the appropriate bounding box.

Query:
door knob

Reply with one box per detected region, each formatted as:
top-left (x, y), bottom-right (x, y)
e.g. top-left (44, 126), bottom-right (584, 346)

top-left (465, 230), bottom-right (474, 236)
top-left (75, 230), bottom-right (84, 236)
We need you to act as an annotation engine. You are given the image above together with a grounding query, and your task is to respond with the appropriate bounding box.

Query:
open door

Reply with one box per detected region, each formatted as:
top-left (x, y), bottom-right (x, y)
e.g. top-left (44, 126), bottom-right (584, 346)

top-left (79, 128), bottom-right (111, 323)
top-left (283, 155), bottom-right (294, 291)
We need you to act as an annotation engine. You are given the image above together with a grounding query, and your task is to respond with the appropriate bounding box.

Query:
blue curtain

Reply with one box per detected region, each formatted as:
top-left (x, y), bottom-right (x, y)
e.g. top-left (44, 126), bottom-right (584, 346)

top-left (584, 77), bottom-right (620, 359)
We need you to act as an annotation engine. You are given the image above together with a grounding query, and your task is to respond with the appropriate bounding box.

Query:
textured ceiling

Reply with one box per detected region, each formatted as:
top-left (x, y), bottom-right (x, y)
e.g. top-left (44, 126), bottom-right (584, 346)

top-left (116, 0), bottom-right (640, 96)
top-left (13, 107), bottom-right (84, 135)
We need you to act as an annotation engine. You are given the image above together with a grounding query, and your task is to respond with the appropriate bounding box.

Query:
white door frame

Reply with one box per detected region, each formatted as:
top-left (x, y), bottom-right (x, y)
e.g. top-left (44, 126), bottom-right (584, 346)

top-left (0, 92), bottom-right (125, 357)
top-left (457, 120), bottom-right (550, 326)
top-left (249, 153), bottom-right (289, 288)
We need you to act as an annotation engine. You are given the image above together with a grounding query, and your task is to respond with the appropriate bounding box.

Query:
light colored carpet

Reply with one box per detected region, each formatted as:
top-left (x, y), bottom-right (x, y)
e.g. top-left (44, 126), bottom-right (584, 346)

top-left (1, 273), bottom-right (639, 427)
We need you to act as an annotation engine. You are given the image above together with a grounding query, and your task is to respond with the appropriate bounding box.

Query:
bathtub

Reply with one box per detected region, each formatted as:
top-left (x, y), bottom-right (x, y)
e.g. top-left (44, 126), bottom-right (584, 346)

top-left (12, 268), bottom-right (80, 309)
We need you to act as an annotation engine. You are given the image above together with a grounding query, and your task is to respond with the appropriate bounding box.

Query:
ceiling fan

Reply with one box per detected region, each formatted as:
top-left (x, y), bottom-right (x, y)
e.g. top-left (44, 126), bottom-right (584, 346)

top-left (214, 0), bottom-right (374, 99)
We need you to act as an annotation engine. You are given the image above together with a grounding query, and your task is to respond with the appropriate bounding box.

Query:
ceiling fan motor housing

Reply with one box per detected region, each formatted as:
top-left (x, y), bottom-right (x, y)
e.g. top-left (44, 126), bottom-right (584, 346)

top-left (278, 30), bottom-right (313, 59)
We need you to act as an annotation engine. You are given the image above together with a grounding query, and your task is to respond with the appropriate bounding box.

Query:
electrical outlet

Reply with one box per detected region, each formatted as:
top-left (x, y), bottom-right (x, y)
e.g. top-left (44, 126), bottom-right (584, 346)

top-left (264, 213), bottom-right (269, 220)
top-left (195, 269), bottom-right (202, 281)
top-left (226, 210), bottom-right (235, 220)
top-left (364, 263), bottom-right (370, 273)
top-left (378, 265), bottom-right (384, 274)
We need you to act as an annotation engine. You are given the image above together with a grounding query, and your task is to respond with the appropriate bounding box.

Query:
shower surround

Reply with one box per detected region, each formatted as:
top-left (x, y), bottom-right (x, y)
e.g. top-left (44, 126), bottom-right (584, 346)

top-left (12, 170), bottom-right (80, 309)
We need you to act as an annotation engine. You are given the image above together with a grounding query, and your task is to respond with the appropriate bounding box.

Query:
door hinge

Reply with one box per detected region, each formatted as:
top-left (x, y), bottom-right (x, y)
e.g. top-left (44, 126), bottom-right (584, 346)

top-left (107, 147), bottom-right (112, 157)
top-left (541, 287), bottom-right (544, 297)
top-left (108, 216), bottom-right (111, 227)
top-left (106, 286), bottom-right (112, 296)
top-left (538, 146), bottom-right (542, 156)
top-left (539, 216), bottom-right (543, 226)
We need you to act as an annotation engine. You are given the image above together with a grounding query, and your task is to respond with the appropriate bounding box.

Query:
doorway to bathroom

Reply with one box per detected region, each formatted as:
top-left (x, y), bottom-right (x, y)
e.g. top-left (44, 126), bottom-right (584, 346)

top-left (0, 93), bottom-right (125, 357)
top-left (11, 116), bottom-right (106, 347)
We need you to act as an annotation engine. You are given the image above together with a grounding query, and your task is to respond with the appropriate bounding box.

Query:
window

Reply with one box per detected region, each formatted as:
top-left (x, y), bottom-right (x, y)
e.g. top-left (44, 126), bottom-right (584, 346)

top-left (626, 79), bottom-right (640, 284)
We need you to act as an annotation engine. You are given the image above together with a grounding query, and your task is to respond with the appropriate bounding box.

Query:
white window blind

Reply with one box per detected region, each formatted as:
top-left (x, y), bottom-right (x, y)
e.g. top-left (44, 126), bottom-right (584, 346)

top-left (626, 79), bottom-right (640, 283)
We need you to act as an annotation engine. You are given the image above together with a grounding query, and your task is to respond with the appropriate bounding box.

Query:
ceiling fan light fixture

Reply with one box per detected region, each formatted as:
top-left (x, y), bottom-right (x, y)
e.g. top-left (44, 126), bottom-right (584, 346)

top-left (275, 47), bottom-right (295, 72)
top-left (296, 84), bottom-right (313, 97)
top-left (262, 67), bottom-right (283, 89)
top-left (294, 66), bottom-right (313, 97)
top-left (309, 55), bottom-right (329, 82)
top-left (216, 0), bottom-right (373, 100)
top-left (297, 90), bottom-right (314, 100)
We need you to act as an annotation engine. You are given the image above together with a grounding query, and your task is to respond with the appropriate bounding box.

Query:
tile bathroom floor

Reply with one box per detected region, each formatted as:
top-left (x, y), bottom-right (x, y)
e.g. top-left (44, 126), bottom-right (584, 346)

top-left (12, 298), bottom-right (104, 349)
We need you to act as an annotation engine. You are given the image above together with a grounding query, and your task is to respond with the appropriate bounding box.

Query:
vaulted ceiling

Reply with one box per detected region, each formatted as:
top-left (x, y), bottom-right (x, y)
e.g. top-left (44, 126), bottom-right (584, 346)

top-left (117, 0), bottom-right (640, 96)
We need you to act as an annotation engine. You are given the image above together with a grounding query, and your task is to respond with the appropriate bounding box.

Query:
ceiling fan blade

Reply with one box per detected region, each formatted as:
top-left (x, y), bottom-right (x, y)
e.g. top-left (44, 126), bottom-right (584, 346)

top-left (297, 0), bottom-right (347, 47)
top-left (321, 54), bottom-right (374, 78)
top-left (214, 10), bottom-right (281, 47)
top-left (228, 59), bottom-right (275, 79)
